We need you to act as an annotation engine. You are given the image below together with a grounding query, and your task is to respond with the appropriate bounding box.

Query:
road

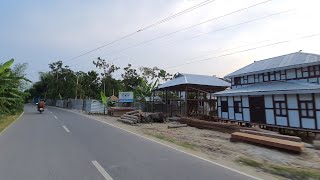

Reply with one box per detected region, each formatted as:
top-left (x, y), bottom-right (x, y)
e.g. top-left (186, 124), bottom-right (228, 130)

top-left (0, 104), bottom-right (258, 180)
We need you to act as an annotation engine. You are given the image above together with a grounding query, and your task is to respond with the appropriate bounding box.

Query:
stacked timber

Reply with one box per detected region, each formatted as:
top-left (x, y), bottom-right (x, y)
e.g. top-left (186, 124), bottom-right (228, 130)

top-left (231, 132), bottom-right (304, 153)
top-left (109, 107), bottom-right (135, 117)
top-left (178, 117), bottom-right (245, 133)
top-left (239, 129), bottom-right (302, 142)
top-left (118, 110), bottom-right (142, 125)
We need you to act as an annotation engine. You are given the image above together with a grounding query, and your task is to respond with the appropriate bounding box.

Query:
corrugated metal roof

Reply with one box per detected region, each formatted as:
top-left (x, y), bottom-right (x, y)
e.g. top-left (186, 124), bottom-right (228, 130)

top-left (226, 52), bottom-right (320, 78)
top-left (157, 73), bottom-right (230, 89)
top-left (214, 80), bottom-right (320, 96)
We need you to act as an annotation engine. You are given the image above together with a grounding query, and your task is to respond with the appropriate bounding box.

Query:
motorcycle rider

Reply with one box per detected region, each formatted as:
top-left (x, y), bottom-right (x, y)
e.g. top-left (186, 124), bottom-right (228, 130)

top-left (37, 99), bottom-right (45, 111)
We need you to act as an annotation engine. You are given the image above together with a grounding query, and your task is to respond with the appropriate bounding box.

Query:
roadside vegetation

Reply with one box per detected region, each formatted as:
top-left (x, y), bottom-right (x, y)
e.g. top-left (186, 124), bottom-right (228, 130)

top-left (0, 59), bottom-right (29, 131)
top-left (27, 58), bottom-right (172, 102)
top-left (0, 113), bottom-right (22, 133)
top-left (236, 156), bottom-right (320, 180)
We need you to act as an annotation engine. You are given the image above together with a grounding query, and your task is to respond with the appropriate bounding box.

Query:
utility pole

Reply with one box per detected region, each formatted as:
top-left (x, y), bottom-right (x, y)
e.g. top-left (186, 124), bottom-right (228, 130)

top-left (75, 75), bottom-right (79, 99)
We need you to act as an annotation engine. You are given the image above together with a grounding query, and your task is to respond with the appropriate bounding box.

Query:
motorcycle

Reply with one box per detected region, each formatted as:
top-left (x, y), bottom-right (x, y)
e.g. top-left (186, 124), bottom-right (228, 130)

top-left (36, 103), bottom-right (45, 114)
top-left (38, 107), bottom-right (44, 114)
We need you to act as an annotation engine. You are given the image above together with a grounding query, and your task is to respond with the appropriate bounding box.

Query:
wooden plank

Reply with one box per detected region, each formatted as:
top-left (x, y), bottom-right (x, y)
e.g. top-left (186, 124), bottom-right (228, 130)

top-left (168, 124), bottom-right (188, 129)
top-left (231, 132), bottom-right (304, 153)
top-left (240, 129), bottom-right (302, 142)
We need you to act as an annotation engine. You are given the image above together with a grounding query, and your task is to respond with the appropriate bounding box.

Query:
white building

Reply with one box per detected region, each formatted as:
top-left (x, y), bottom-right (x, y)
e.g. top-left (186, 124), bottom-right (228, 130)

top-left (215, 52), bottom-right (320, 131)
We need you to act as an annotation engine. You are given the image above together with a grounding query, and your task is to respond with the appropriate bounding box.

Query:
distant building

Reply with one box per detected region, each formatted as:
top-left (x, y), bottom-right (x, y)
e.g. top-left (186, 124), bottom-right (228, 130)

top-left (215, 52), bottom-right (320, 131)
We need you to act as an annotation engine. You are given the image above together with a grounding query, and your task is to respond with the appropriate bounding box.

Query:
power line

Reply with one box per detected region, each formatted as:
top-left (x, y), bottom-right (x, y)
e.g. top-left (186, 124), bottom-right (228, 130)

top-left (168, 39), bottom-right (272, 63)
top-left (62, 0), bottom-right (217, 63)
top-left (99, 0), bottom-right (272, 58)
top-left (158, 10), bottom-right (293, 48)
top-left (30, 0), bottom-right (217, 75)
top-left (138, 0), bottom-right (217, 32)
top-left (104, 8), bottom-right (291, 59)
top-left (164, 33), bottom-right (320, 69)
top-left (68, 9), bottom-right (292, 71)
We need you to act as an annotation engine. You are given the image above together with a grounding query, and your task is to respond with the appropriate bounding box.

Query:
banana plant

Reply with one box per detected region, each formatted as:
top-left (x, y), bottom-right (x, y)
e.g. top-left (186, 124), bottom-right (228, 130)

top-left (136, 79), bottom-right (159, 102)
top-left (100, 91), bottom-right (108, 105)
top-left (0, 59), bottom-right (30, 115)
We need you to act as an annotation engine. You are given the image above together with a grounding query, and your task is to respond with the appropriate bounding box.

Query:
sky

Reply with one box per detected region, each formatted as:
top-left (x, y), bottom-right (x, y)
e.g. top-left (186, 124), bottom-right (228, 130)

top-left (1, 0), bottom-right (320, 82)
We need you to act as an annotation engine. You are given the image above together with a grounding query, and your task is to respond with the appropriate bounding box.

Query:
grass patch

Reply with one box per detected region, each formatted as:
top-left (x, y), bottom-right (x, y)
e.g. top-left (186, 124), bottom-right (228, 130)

top-left (236, 156), bottom-right (320, 180)
top-left (0, 112), bottom-right (22, 133)
top-left (144, 132), bottom-right (196, 150)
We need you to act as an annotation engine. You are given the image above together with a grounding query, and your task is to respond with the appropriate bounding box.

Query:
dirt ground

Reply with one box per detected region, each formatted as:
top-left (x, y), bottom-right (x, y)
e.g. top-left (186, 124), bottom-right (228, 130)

top-left (70, 109), bottom-right (320, 180)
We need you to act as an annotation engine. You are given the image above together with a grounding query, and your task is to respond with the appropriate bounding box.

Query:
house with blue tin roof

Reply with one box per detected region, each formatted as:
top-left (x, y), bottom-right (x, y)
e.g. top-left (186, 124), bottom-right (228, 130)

top-left (215, 51), bottom-right (320, 131)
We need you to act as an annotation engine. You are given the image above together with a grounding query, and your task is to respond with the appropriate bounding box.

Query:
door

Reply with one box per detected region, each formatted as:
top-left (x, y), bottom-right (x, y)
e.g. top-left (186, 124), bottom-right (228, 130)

top-left (249, 96), bottom-right (266, 124)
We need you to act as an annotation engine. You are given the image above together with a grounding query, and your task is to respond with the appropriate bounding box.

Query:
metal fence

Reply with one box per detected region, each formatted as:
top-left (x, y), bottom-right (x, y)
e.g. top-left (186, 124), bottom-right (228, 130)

top-left (45, 99), bottom-right (105, 114)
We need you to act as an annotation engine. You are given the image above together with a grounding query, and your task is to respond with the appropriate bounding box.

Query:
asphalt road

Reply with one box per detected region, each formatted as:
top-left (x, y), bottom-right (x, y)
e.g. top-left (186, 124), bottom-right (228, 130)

top-left (0, 104), bottom-right (258, 180)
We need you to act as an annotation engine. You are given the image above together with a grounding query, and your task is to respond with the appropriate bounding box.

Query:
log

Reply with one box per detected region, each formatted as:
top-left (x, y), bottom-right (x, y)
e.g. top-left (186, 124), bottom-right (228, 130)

top-left (168, 124), bottom-right (188, 129)
top-left (168, 117), bottom-right (181, 122)
top-left (122, 114), bottom-right (139, 120)
top-left (126, 110), bottom-right (141, 115)
top-left (118, 119), bottom-right (134, 124)
top-left (120, 117), bottom-right (138, 123)
top-left (240, 129), bottom-right (302, 142)
top-left (231, 132), bottom-right (304, 153)
top-left (130, 113), bottom-right (141, 117)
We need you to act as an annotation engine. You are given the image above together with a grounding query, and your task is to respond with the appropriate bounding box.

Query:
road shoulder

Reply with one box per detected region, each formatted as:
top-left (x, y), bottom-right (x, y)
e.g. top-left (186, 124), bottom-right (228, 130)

top-left (0, 111), bottom-right (24, 135)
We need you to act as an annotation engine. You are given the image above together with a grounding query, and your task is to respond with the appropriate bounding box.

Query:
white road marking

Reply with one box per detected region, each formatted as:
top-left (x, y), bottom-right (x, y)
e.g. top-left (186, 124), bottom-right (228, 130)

top-left (62, 125), bottom-right (70, 133)
top-left (51, 106), bottom-right (260, 180)
top-left (50, 112), bottom-right (53, 114)
top-left (54, 115), bottom-right (58, 119)
top-left (92, 160), bottom-right (114, 180)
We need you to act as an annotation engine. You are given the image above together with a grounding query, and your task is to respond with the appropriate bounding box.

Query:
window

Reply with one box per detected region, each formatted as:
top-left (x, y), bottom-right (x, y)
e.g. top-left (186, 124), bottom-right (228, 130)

top-left (315, 66), bottom-right (320, 76)
top-left (254, 74), bottom-right (258, 83)
top-left (275, 71), bottom-right (281, 80)
top-left (302, 67), bottom-right (309, 78)
top-left (310, 65), bottom-right (320, 77)
top-left (258, 74), bottom-right (263, 82)
top-left (270, 72), bottom-right (275, 81)
top-left (300, 101), bottom-right (314, 118)
top-left (296, 68), bottom-right (302, 78)
top-left (309, 66), bottom-right (315, 77)
top-left (274, 101), bottom-right (287, 116)
top-left (280, 70), bottom-right (286, 80)
top-left (243, 76), bottom-right (248, 84)
top-left (221, 101), bottom-right (228, 112)
top-left (234, 77), bottom-right (241, 85)
top-left (234, 101), bottom-right (242, 113)
top-left (263, 73), bottom-right (269, 82)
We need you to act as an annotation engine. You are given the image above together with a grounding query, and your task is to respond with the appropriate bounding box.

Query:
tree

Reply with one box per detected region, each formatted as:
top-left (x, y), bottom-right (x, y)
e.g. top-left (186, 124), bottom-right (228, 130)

top-left (122, 64), bottom-right (143, 92)
top-left (0, 59), bottom-right (30, 115)
top-left (137, 66), bottom-right (172, 101)
top-left (140, 66), bottom-right (173, 81)
top-left (47, 61), bottom-right (77, 99)
top-left (76, 71), bottom-right (101, 99)
top-left (93, 57), bottom-right (120, 96)
top-left (27, 72), bottom-right (53, 99)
